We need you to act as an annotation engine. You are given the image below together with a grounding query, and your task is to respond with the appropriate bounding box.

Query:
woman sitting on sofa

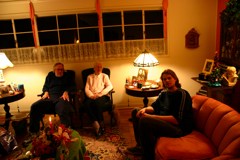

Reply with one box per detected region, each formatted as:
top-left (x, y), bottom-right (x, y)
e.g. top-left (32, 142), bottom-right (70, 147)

top-left (126, 69), bottom-right (194, 160)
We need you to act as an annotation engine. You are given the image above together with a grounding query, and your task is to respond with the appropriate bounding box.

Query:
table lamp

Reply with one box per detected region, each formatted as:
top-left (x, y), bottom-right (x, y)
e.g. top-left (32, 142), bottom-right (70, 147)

top-left (133, 50), bottom-right (159, 81)
top-left (133, 50), bottom-right (159, 67)
top-left (0, 52), bottom-right (14, 83)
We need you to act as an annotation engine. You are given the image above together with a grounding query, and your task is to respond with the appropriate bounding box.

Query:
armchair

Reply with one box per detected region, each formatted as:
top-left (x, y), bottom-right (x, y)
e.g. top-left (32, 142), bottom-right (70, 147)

top-left (38, 70), bottom-right (78, 129)
top-left (79, 67), bottom-right (115, 127)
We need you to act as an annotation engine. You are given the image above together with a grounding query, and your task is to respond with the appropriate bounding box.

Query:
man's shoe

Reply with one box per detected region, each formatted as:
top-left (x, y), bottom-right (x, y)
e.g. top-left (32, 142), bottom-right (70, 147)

top-left (95, 128), bottom-right (104, 139)
top-left (100, 126), bottom-right (105, 134)
top-left (126, 146), bottom-right (143, 155)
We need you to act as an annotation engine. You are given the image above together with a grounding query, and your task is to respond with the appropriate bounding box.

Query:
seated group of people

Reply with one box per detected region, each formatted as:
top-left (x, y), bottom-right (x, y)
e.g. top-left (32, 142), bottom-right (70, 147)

top-left (29, 62), bottom-right (194, 160)
top-left (29, 62), bottom-right (113, 138)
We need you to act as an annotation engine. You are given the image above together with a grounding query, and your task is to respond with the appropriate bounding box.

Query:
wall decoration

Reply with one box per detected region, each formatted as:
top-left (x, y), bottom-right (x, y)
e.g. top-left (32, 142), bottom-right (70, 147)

top-left (185, 28), bottom-right (199, 49)
top-left (202, 59), bottom-right (214, 74)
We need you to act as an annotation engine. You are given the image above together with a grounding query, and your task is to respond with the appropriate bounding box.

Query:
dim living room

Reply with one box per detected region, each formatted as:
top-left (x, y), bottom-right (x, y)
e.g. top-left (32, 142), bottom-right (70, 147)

top-left (1, 0), bottom-right (240, 159)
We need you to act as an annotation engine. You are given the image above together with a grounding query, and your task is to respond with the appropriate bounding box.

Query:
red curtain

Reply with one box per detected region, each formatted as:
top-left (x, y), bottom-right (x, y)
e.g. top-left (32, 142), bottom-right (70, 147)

top-left (96, 0), bottom-right (104, 44)
top-left (29, 1), bottom-right (38, 48)
top-left (162, 0), bottom-right (168, 41)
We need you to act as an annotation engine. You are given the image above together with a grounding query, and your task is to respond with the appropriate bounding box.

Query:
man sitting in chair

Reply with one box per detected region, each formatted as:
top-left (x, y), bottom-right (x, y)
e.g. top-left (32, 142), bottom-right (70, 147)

top-left (84, 62), bottom-right (113, 137)
top-left (28, 62), bottom-right (76, 136)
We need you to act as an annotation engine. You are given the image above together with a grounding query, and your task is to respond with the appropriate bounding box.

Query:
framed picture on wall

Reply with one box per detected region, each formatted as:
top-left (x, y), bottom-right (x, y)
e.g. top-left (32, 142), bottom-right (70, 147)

top-left (202, 59), bottom-right (214, 74)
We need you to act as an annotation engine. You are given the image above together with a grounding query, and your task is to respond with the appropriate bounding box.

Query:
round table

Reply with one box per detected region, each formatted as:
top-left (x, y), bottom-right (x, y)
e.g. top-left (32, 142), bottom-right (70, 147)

top-left (125, 85), bottom-right (162, 107)
top-left (0, 90), bottom-right (25, 129)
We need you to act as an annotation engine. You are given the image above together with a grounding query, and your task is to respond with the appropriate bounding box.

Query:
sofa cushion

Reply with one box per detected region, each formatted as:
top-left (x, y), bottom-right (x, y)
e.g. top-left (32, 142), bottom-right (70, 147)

top-left (155, 131), bottom-right (217, 160)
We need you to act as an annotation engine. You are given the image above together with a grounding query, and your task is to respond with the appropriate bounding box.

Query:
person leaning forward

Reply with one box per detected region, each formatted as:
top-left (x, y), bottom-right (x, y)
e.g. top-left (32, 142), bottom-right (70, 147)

top-left (126, 69), bottom-right (194, 160)
top-left (29, 62), bottom-right (76, 135)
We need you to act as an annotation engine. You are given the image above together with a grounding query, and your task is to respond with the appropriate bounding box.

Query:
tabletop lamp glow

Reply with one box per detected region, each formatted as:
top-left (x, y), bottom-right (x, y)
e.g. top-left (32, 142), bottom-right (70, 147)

top-left (133, 50), bottom-right (159, 67)
top-left (133, 50), bottom-right (159, 81)
top-left (0, 52), bottom-right (14, 83)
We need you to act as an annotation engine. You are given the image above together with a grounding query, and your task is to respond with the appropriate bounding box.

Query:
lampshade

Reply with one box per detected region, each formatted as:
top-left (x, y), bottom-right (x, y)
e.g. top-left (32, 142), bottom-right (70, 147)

top-left (0, 52), bottom-right (14, 83)
top-left (133, 50), bottom-right (159, 67)
top-left (0, 52), bottom-right (14, 69)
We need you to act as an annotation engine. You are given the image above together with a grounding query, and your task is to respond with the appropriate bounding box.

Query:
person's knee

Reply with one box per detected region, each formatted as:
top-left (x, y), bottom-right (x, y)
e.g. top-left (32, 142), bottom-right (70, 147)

top-left (131, 107), bottom-right (140, 118)
top-left (139, 116), bottom-right (152, 128)
top-left (30, 101), bottom-right (42, 115)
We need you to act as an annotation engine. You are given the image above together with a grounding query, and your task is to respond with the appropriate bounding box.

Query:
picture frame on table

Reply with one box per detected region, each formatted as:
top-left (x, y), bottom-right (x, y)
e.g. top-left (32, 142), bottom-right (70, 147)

top-left (137, 68), bottom-right (148, 81)
top-left (0, 85), bottom-right (13, 94)
top-left (202, 59), bottom-right (214, 74)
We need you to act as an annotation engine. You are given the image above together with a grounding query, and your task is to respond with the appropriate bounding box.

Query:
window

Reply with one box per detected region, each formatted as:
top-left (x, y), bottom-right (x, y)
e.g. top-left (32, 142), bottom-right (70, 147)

top-left (124, 11), bottom-right (143, 40)
top-left (145, 10), bottom-right (163, 39)
top-left (0, 9), bottom-right (166, 64)
top-left (78, 13), bottom-right (99, 43)
top-left (15, 19), bottom-right (34, 47)
top-left (37, 16), bottom-right (58, 46)
top-left (0, 20), bottom-right (15, 49)
top-left (0, 9), bottom-right (163, 48)
top-left (103, 12), bottom-right (122, 41)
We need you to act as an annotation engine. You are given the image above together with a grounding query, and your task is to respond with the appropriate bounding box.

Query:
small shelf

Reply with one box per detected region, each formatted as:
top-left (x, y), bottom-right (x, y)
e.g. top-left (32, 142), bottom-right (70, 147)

top-left (192, 77), bottom-right (233, 105)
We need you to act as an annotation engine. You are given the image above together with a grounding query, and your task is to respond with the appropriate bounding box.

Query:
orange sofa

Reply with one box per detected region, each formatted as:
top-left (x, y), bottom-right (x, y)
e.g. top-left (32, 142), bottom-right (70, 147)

top-left (155, 95), bottom-right (240, 160)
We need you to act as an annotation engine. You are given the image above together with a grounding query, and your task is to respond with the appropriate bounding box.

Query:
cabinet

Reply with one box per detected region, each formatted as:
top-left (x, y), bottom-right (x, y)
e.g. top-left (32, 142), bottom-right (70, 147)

top-left (192, 77), bottom-right (233, 105)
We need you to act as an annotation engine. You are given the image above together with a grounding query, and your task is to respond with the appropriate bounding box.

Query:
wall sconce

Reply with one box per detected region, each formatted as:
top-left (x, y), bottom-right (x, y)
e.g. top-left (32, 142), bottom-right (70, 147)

top-left (0, 52), bottom-right (14, 83)
top-left (133, 50), bottom-right (159, 81)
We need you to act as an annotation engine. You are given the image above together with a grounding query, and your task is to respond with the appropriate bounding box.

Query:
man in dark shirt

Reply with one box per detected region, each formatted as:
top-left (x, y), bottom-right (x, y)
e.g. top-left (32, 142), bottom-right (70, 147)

top-left (126, 69), bottom-right (194, 160)
top-left (29, 62), bottom-right (76, 134)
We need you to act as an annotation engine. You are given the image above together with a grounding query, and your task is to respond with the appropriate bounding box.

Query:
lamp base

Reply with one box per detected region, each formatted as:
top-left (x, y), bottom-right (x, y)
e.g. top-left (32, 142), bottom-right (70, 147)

top-left (0, 70), bottom-right (5, 83)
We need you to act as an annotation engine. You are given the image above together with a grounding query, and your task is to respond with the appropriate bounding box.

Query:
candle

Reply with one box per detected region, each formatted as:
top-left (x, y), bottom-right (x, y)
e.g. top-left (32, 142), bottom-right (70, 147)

top-left (49, 116), bottom-right (53, 133)
top-left (49, 116), bottom-right (52, 125)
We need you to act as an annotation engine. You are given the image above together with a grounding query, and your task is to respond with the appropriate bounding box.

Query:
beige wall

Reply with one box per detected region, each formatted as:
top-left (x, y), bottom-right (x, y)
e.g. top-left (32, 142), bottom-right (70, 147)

top-left (0, 0), bottom-right (218, 113)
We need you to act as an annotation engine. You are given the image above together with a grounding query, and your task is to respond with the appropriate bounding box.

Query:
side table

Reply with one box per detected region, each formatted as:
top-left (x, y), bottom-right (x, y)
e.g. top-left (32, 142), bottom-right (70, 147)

top-left (0, 90), bottom-right (25, 130)
top-left (125, 85), bottom-right (162, 107)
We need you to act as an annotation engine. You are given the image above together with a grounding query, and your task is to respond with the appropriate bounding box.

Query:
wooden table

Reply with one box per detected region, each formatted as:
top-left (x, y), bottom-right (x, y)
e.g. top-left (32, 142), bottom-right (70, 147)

top-left (0, 90), bottom-right (25, 129)
top-left (125, 85), bottom-right (162, 107)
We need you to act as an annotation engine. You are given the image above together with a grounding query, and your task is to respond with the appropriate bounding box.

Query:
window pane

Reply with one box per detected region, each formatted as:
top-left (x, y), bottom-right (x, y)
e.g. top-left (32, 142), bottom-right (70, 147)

top-left (103, 12), bottom-right (121, 26)
top-left (124, 11), bottom-right (142, 25)
top-left (15, 19), bottom-right (32, 32)
top-left (60, 29), bottom-right (78, 44)
top-left (0, 34), bottom-right (15, 49)
top-left (104, 27), bottom-right (122, 41)
top-left (145, 25), bottom-right (164, 39)
top-left (145, 10), bottom-right (163, 24)
top-left (58, 14), bottom-right (77, 29)
top-left (17, 33), bottom-right (34, 47)
top-left (79, 28), bottom-right (99, 43)
top-left (78, 13), bottom-right (98, 27)
top-left (0, 20), bottom-right (13, 33)
top-left (125, 26), bottom-right (143, 40)
top-left (39, 31), bottom-right (58, 46)
top-left (37, 16), bottom-right (57, 31)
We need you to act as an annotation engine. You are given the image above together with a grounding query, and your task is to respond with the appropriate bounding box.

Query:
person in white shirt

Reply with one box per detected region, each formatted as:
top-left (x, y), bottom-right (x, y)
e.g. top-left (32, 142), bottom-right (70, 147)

top-left (84, 62), bottom-right (113, 137)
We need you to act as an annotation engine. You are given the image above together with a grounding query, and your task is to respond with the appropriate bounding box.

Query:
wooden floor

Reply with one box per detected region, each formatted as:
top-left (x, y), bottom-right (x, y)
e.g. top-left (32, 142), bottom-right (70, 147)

top-left (0, 107), bottom-right (136, 159)
top-left (117, 108), bottom-right (136, 147)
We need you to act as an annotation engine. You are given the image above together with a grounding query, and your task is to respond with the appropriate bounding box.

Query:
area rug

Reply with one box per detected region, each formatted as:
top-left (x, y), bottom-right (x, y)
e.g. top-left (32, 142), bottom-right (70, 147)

top-left (78, 126), bottom-right (142, 160)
